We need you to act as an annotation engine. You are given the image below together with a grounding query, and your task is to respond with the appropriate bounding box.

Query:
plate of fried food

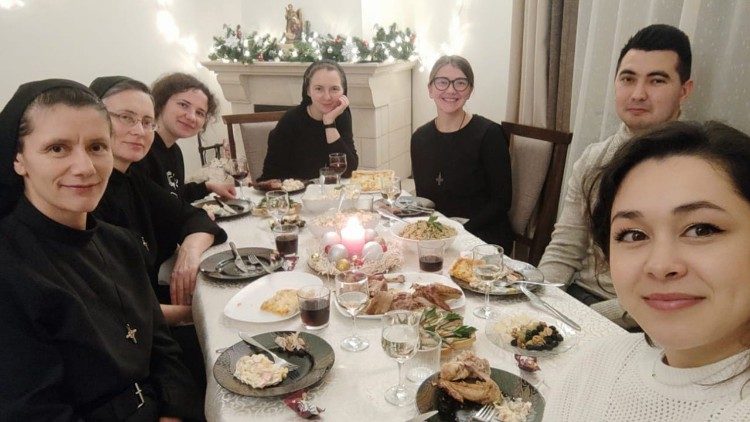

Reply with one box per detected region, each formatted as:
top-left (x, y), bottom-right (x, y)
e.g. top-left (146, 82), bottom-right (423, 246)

top-left (450, 257), bottom-right (545, 296)
top-left (252, 178), bottom-right (308, 194)
top-left (223, 272), bottom-right (323, 323)
top-left (485, 310), bottom-right (579, 358)
top-left (213, 331), bottom-right (335, 398)
top-left (415, 351), bottom-right (544, 421)
top-left (334, 272), bottom-right (465, 319)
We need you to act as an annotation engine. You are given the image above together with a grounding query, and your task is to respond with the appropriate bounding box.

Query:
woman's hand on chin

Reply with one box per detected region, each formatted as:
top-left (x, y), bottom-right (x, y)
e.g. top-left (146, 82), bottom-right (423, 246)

top-left (323, 95), bottom-right (350, 125)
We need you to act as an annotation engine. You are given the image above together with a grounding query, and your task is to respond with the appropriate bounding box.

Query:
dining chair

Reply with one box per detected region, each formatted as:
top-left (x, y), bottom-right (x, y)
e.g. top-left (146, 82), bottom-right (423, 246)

top-left (502, 121), bottom-right (573, 267)
top-left (196, 132), bottom-right (223, 166)
top-left (221, 111), bottom-right (286, 181)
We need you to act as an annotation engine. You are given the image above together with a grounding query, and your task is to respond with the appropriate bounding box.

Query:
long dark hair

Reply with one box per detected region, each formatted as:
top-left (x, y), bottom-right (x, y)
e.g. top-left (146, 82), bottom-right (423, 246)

top-left (300, 60), bottom-right (348, 106)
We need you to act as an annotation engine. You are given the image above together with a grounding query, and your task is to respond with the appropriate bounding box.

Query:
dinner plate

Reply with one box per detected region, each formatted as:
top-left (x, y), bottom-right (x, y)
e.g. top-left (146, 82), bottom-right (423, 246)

top-left (415, 367), bottom-right (545, 421)
top-left (485, 310), bottom-right (580, 358)
top-left (192, 198), bottom-right (253, 220)
top-left (451, 259), bottom-right (545, 296)
top-left (253, 179), bottom-right (308, 195)
top-left (223, 272), bottom-right (323, 323)
top-left (200, 247), bottom-right (281, 281)
top-left (334, 272), bottom-right (466, 320)
top-left (374, 196), bottom-right (435, 218)
top-left (213, 331), bottom-right (334, 398)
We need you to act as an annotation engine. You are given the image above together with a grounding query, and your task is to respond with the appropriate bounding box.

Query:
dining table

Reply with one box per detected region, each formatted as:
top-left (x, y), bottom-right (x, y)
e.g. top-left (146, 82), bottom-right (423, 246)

top-left (191, 186), bottom-right (626, 422)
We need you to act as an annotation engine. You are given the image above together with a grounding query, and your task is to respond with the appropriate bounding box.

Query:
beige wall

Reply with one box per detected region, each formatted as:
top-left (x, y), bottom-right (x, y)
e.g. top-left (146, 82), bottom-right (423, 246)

top-left (0, 0), bottom-right (514, 177)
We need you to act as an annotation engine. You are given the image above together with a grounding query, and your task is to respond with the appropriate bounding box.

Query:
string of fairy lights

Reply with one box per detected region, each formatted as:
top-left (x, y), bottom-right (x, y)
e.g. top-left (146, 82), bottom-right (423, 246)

top-left (208, 22), bottom-right (417, 64)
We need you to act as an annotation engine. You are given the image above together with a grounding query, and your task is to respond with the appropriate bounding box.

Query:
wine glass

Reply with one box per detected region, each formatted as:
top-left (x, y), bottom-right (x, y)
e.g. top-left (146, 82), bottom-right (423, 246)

top-left (381, 310), bottom-right (420, 406)
top-left (329, 152), bottom-right (347, 181)
top-left (380, 176), bottom-right (402, 228)
top-left (265, 190), bottom-right (289, 225)
top-left (335, 271), bottom-right (370, 352)
top-left (225, 157), bottom-right (250, 200)
top-left (472, 244), bottom-right (505, 319)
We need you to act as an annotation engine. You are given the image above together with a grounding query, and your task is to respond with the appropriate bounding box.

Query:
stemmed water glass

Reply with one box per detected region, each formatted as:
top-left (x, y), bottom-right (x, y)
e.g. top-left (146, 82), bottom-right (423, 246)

top-left (265, 190), bottom-right (289, 225)
top-left (225, 157), bottom-right (250, 200)
top-left (380, 176), bottom-right (402, 227)
top-left (472, 244), bottom-right (505, 319)
top-left (381, 310), bottom-right (420, 406)
top-left (335, 271), bottom-right (370, 352)
top-left (329, 152), bottom-right (347, 181)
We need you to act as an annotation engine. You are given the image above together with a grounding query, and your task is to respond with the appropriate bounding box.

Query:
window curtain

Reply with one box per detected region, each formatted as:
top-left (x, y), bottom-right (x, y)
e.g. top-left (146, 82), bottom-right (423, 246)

top-left (566, 0), bottom-right (750, 183)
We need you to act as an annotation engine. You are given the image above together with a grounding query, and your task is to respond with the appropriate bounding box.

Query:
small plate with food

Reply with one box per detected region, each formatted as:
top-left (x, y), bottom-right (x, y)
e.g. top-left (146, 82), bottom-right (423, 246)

top-left (192, 198), bottom-right (253, 220)
top-left (334, 272), bottom-right (466, 319)
top-left (450, 257), bottom-right (545, 296)
top-left (213, 331), bottom-right (335, 398)
top-left (485, 310), bottom-right (579, 358)
top-left (415, 351), bottom-right (544, 421)
top-left (420, 307), bottom-right (477, 355)
top-left (350, 169), bottom-right (395, 193)
top-left (200, 247), bottom-right (281, 281)
top-left (374, 196), bottom-right (435, 218)
top-left (251, 197), bottom-right (302, 217)
top-left (253, 178), bottom-right (308, 195)
top-left (223, 272), bottom-right (323, 323)
top-left (390, 216), bottom-right (463, 251)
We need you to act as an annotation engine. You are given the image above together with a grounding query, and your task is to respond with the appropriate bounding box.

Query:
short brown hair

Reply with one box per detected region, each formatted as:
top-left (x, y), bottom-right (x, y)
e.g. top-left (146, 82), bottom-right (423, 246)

top-left (151, 73), bottom-right (218, 129)
top-left (428, 55), bottom-right (475, 88)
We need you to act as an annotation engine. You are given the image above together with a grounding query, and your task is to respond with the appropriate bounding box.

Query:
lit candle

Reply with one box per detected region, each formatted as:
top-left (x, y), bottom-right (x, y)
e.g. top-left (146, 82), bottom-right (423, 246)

top-left (340, 216), bottom-right (365, 257)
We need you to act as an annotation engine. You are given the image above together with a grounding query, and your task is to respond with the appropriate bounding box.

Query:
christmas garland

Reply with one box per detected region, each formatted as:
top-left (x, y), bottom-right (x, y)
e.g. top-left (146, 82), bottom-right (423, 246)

top-left (208, 22), bottom-right (417, 64)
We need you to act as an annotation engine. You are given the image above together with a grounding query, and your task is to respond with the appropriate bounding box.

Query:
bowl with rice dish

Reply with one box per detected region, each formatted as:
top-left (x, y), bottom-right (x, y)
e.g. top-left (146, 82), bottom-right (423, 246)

top-left (390, 215), bottom-right (462, 251)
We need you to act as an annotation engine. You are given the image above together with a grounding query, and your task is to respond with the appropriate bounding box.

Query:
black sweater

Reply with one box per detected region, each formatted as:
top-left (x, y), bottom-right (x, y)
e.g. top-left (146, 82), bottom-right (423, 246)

top-left (93, 168), bottom-right (227, 301)
top-left (259, 104), bottom-right (358, 181)
top-left (0, 198), bottom-right (201, 420)
top-left (131, 132), bottom-right (210, 201)
top-left (411, 115), bottom-right (514, 251)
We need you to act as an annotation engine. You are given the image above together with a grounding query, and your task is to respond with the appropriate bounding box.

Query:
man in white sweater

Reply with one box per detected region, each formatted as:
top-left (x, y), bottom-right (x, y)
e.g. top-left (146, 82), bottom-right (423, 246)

top-left (538, 24), bottom-right (694, 326)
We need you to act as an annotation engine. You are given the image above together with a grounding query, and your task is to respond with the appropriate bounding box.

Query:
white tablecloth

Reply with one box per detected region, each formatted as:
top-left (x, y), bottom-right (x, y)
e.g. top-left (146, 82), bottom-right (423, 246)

top-left (192, 187), bottom-right (625, 421)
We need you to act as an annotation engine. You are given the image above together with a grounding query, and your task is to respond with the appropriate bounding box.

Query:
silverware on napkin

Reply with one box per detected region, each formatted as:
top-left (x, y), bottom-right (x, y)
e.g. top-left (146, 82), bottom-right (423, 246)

top-left (405, 410), bottom-right (438, 422)
top-left (229, 242), bottom-right (250, 274)
top-left (375, 206), bottom-right (407, 223)
top-left (519, 284), bottom-right (581, 331)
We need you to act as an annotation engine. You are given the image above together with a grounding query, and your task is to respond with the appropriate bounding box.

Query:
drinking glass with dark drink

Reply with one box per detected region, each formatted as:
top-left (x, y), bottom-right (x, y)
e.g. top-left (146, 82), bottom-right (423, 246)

top-left (329, 153), bottom-right (347, 179)
top-left (225, 157), bottom-right (250, 200)
top-left (319, 166), bottom-right (339, 185)
top-left (297, 286), bottom-right (330, 330)
top-left (273, 224), bottom-right (299, 258)
top-left (335, 271), bottom-right (370, 352)
top-left (417, 240), bottom-right (446, 273)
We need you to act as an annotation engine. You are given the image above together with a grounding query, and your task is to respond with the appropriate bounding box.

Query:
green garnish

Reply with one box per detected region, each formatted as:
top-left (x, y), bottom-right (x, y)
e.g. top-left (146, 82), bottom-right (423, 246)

top-left (427, 214), bottom-right (444, 230)
top-left (452, 326), bottom-right (478, 338)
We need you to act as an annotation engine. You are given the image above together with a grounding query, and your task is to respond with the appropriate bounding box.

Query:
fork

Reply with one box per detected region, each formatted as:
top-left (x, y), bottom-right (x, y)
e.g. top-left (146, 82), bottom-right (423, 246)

top-left (239, 332), bottom-right (299, 372)
top-left (472, 404), bottom-right (496, 422)
top-left (246, 254), bottom-right (275, 274)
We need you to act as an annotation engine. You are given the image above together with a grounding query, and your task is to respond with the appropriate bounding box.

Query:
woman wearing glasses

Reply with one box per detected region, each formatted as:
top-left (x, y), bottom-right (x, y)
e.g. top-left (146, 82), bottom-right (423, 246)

top-left (90, 76), bottom-right (227, 399)
top-left (133, 72), bottom-right (235, 201)
top-left (411, 55), bottom-right (513, 250)
top-left (259, 59), bottom-right (359, 181)
top-left (0, 79), bottom-right (201, 420)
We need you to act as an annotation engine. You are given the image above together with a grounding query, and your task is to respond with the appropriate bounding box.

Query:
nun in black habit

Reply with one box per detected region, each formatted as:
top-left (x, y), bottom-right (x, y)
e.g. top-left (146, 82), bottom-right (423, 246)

top-left (0, 79), bottom-right (202, 420)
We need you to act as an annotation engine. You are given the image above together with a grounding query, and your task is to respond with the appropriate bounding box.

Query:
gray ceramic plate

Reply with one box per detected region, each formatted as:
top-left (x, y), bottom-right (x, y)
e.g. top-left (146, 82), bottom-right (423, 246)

top-left (199, 247), bottom-right (281, 281)
top-left (192, 198), bottom-right (253, 220)
top-left (415, 367), bottom-right (544, 421)
top-left (451, 260), bottom-right (544, 296)
top-left (213, 331), bottom-right (335, 398)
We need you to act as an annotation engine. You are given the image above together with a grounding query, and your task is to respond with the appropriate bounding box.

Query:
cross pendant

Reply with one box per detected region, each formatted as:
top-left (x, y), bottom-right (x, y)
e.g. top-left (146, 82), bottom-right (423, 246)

top-left (436, 172), bottom-right (444, 186)
top-left (125, 323), bottom-right (138, 344)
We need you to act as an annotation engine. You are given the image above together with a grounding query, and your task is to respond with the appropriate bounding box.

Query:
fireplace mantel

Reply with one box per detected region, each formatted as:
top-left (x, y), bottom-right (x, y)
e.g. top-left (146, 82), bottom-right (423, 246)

top-left (202, 60), bottom-right (416, 177)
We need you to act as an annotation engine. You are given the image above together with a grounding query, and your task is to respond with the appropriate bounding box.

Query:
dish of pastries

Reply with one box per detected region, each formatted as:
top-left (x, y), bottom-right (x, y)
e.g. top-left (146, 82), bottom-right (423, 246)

top-left (449, 257), bottom-right (543, 296)
top-left (350, 169), bottom-right (396, 192)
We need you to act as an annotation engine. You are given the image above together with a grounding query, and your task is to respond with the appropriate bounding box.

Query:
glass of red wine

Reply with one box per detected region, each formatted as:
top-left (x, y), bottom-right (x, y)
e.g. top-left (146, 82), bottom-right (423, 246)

top-left (225, 157), bottom-right (249, 200)
top-left (329, 153), bottom-right (347, 181)
top-left (417, 240), bottom-right (446, 273)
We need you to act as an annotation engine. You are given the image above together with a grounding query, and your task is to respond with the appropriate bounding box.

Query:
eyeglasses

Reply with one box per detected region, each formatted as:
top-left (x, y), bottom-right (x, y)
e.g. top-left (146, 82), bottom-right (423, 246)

top-left (431, 77), bottom-right (470, 92)
top-left (108, 112), bottom-right (158, 131)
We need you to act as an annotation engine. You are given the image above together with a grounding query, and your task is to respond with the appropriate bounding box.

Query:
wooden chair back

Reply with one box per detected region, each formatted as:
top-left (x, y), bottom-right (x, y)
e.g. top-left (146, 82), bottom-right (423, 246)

top-left (221, 111), bottom-right (285, 180)
top-left (502, 121), bottom-right (572, 266)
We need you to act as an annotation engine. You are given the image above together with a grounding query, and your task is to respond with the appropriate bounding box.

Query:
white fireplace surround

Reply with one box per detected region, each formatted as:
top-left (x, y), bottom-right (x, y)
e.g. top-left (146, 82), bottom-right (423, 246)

top-left (201, 60), bottom-right (416, 178)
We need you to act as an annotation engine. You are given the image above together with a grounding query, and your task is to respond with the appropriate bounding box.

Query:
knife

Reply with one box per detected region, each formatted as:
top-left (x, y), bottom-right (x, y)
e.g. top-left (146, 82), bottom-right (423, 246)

top-left (213, 195), bottom-right (237, 215)
top-left (229, 242), bottom-right (251, 274)
top-left (405, 410), bottom-right (438, 422)
top-left (519, 284), bottom-right (581, 331)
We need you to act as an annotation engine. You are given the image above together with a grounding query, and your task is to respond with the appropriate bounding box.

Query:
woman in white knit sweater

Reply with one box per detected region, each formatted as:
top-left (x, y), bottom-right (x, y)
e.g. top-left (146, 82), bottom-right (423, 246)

top-left (545, 121), bottom-right (750, 421)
